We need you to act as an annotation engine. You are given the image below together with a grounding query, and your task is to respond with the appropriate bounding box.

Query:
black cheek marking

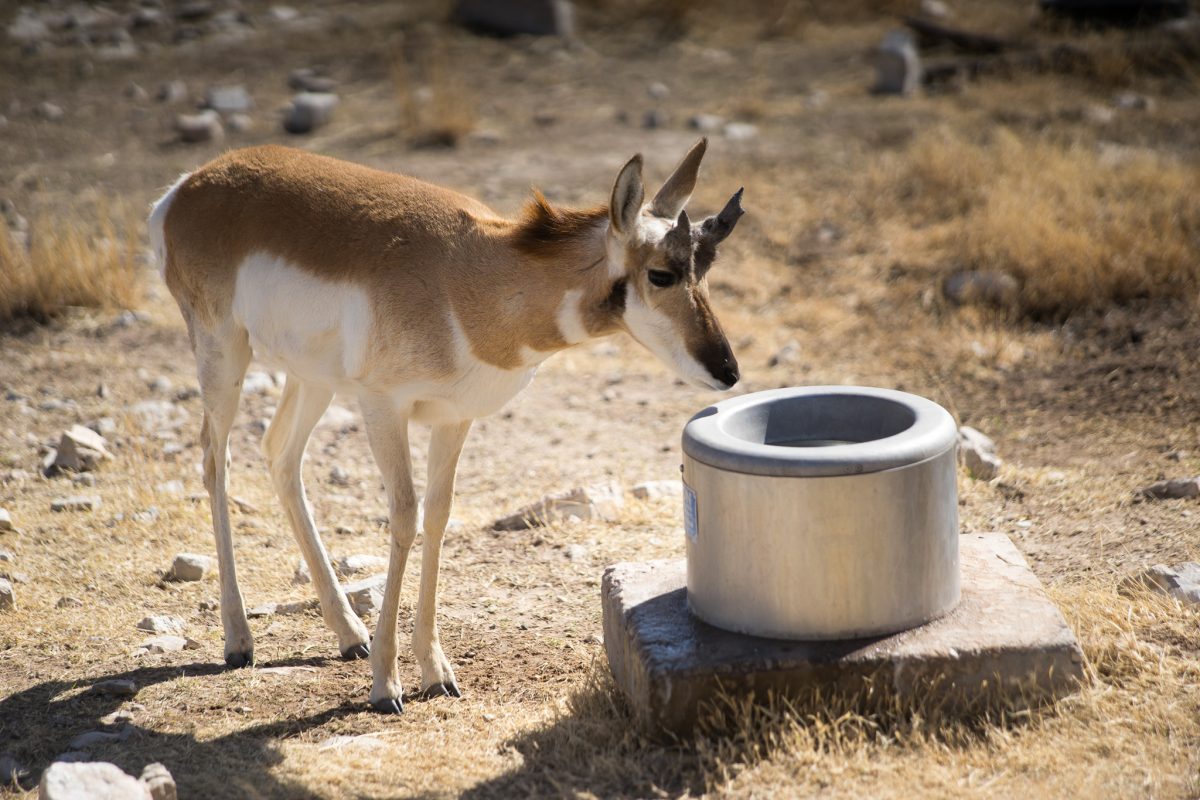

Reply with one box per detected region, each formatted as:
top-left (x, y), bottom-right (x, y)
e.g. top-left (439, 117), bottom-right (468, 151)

top-left (604, 278), bottom-right (627, 315)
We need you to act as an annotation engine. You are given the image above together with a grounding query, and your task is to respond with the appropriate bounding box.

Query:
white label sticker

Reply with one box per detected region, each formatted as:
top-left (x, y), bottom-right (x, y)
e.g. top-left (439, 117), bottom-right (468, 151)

top-left (683, 482), bottom-right (698, 542)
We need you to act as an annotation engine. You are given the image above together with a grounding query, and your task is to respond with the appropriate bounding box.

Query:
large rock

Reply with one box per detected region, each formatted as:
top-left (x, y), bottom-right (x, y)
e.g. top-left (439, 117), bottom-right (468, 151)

top-left (873, 30), bottom-right (921, 95)
top-left (603, 534), bottom-right (1085, 734)
top-left (453, 0), bottom-right (575, 36)
top-left (167, 553), bottom-right (211, 582)
top-left (1124, 563), bottom-right (1200, 605)
top-left (492, 481), bottom-right (624, 530)
top-left (51, 425), bottom-right (112, 474)
top-left (957, 426), bottom-right (1001, 480)
top-left (38, 761), bottom-right (149, 800)
top-left (283, 92), bottom-right (339, 134)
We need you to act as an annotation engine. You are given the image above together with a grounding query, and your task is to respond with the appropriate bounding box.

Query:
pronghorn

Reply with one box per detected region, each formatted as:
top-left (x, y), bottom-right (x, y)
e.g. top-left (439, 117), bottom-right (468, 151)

top-left (149, 139), bottom-right (743, 713)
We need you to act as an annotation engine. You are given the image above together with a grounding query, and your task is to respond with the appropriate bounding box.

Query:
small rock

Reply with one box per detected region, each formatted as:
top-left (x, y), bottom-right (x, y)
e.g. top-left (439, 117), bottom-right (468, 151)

top-left (167, 553), bottom-right (211, 582)
top-left (647, 81), bottom-right (669, 99)
top-left (873, 30), bottom-right (921, 95)
top-left (641, 109), bottom-right (668, 129)
top-left (241, 371), bottom-right (276, 396)
top-left (492, 480), bottom-right (624, 530)
top-left (124, 83), bottom-right (149, 103)
top-left (688, 113), bottom-right (725, 133)
top-left (335, 553), bottom-right (387, 578)
top-left (7, 10), bottom-right (50, 44)
top-left (175, 110), bottom-right (223, 143)
top-left (283, 92), bottom-right (339, 134)
top-left (0, 578), bottom-right (14, 611)
top-left (767, 341), bottom-right (803, 368)
top-left (1113, 91), bottom-right (1154, 112)
top-left (942, 270), bottom-right (1020, 309)
top-left (288, 68), bottom-right (337, 93)
top-left (139, 635), bottom-right (190, 654)
top-left (226, 113), bottom-right (253, 133)
top-left (276, 599), bottom-right (317, 615)
top-left (57, 596), bottom-right (84, 608)
top-left (198, 598), bottom-right (219, 611)
top-left (157, 80), bottom-right (188, 104)
top-left (53, 425), bottom-right (112, 474)
top-left (270, 5), bottom-right (300, 22)
top-left (329, 466), bottom-right (352, 486)
top-left (293, 558), bottom-right (311, 584)
top-left (136, 615), bottom-right (184, 635)
top-left (247, 603), bottom-right (276, 618)
top-left (51, 495), bottom-right (101, 513)
top-left (343, 574), bottom-right (387, 617)
top-left (231, 496), bottom-right (259, 514)
top-left (631, 480), bottom-right (682, 500)
top-left (0, 550), bottom-right (12, 563)
top-left (1124, 563), bottom-right (1200, 605)
top-left (155, 480), bottom-right (185, 497)
top-left (957, 426), bottom-right (1001, 481)
top-left (723, 122), bottom-right (758, 141)
top-left (128, 400), bottom-right (188, 431)
top-left (319, 404), bottom-right (358, 432)
top-left (0, 508), bottom-right (12, 532)
top-left (0, 753), bottom-right (25, 785)
top-left (67, 730), bottom-right (125, 750)
top-left (92, 679), bottom-right (137, 697)
top-left (920, 0), bottom-right (951, 17)
top-left (148, 376), bottom-right (172, 394)
top-left (37, 101), bottom-right (65, 121)
top-left (564, 543), bottom-right (589, 561)
top-left (205, 85), bottom-right (253, 114)
top-left (139, 763), bottom-right (176, 800)
top-left (1135, 477), bottom-right (1200, 500)
top-left (453, 0), bottom-right (576, 36)
top-left (73, 473), bottom-right (97, 487)
top-left (38, 761), bottom-right (145, 800)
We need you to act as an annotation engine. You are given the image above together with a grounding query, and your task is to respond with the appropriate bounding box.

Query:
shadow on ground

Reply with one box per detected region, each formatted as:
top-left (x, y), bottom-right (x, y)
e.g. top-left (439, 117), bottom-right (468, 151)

top-left (0, 656), bottom-right (361, 798)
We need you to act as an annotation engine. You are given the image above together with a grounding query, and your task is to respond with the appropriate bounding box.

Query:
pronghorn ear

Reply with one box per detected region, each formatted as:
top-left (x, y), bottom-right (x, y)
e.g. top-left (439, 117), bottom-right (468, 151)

top-left (650, 138), bottom-right (707, 219)
top-left (609, 154), bottom-right (645, 238)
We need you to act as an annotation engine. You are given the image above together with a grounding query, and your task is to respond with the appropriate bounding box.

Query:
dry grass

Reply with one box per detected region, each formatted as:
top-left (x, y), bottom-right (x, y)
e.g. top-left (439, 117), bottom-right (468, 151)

top-left (392, 31), bottom-right (477, 149)
top-left (869, 126), bottom-right (1200, 317)
top-left (0, 204), bottom-right (143, 326)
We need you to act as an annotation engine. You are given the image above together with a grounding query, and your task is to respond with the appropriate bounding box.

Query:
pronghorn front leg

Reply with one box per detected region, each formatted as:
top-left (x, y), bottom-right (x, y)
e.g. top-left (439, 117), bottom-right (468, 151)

top-left (360, 395), bottom-right (418, 714)
top-left (414, 421), bottom-right (472, 697)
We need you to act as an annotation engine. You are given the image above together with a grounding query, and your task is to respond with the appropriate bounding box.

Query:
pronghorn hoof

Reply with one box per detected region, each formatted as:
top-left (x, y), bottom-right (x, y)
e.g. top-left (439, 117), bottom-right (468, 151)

top-left (341, 643), bottom-right (370, 660)
top-left (371, 697), bottom-right (404, 715)
top-left (424, 681), bottom-right (461, 699)
top-left (224, 650), bottom-right (254, 669)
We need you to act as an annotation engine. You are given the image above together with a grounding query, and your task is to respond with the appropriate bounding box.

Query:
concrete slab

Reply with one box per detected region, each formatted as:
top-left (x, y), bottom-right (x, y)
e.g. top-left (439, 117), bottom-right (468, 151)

top-left (602, 533), bottom-right (1085, 735)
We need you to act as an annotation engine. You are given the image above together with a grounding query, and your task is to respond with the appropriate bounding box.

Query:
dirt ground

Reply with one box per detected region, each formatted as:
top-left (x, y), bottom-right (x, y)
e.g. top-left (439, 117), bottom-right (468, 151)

top-left (1, 1), bottom-right (1199, 797)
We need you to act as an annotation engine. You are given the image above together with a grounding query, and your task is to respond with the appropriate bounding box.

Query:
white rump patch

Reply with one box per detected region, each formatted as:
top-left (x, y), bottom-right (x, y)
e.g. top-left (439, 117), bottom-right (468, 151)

top-left (232, 254), bottom-right (371, 386)
top-left (147, 172), bottom-right (191, 278)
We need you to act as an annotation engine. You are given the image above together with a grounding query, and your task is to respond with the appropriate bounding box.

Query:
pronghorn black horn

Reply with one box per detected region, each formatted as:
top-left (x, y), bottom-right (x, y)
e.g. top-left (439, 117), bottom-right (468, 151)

top-left (700, 188), bottom-right (744, 246)
top-left (664, 209), bottom-right (692, 257)
top-left (694, 189), bottom-right (744, 277)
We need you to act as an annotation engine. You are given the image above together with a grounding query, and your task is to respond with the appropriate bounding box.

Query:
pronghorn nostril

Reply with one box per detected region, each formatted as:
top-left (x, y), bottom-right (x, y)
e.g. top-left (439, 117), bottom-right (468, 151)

top-left (719, 359), bottom-right (739, 387)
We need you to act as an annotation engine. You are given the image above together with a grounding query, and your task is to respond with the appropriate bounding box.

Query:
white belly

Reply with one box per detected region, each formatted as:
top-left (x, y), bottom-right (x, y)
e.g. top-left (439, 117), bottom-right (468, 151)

top-left (231, 253), bottom-right (371, 391)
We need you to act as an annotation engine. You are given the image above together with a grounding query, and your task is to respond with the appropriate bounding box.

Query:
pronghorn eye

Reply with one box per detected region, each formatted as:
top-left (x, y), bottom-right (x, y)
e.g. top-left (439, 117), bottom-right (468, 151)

top-left (648, 270), bottom-right (677, 288)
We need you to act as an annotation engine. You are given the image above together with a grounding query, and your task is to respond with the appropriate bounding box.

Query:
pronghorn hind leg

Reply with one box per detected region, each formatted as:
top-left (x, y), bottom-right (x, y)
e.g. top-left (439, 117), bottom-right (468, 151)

top-left (414, 420), bottom-right (472, 697)
top-left (263, 376), bottom-right (371, 659)
top-left (359, 395), bottom-right (418, 714)
top-left (193, 324), bottom-right (254, 668)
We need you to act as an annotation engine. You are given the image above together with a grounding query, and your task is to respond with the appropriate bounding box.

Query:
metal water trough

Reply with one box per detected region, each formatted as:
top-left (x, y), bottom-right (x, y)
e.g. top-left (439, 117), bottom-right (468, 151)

top-left (681, 386), bottom-right (960, 640)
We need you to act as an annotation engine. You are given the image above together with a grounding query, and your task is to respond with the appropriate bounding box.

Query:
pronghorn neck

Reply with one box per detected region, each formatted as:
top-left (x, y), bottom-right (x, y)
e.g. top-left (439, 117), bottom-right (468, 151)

top-left (453, 200), bottom-right (622, 371)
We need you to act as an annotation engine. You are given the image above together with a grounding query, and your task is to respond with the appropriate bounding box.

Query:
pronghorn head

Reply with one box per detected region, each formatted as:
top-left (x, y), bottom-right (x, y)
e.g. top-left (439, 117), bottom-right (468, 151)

top-left (606, 139), bottom-right (743, 391)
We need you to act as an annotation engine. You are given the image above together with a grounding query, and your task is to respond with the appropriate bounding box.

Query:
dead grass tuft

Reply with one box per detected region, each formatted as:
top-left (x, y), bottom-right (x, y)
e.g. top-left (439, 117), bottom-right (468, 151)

top-left (0, 203), bottom-right (143, 326)
top-left (870, 127), bottom-right (1200, 317)
top-left (392, 32), bottom-right (477, 149)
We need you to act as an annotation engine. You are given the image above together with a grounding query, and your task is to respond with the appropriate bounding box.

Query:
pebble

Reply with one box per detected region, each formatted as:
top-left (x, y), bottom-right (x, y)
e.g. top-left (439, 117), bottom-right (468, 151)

top-left (1136, 477), bottom-right (1200, 500)
top-left (0, 578), bottom-right (14, 611)
top-left (0, 550), bottom-right (12, 562)
top-left (335, 553), bottom-right (387, 578)
top-left (688, 113), bottom-right (725, 133)
top-left (641, 109), bottom-right (668, 129)
top-left (957, 426), bottom-right (1001, 481)
top-left (288, 68), bottom-right (337, 93)
top-left (51, 495), bottom-right (102, 512)
top-left (138, 635), bottom-right (193, 654)
top-left (767, 341), bottom-right (803, 368)
top-left (206, 84), bottom-right (253, 114)
top-left (158, 80), bottom-right (188, 104)
top-left (293, 557), bottom-right (311, 584)
top-left (283, 92), bottom-right (339, 134)
top-left (0, 508), bottom-right (12, 532)
top-left (175, 110), bottom-right (223, 143)
top-left (564, 543), bottom-right (589, 562)
top-left (492, 481), bottom-right (624, 530)
top-left (167, 553), bottom-right (211, 582)
top-left (92, 679), bottom-right (137, 697)
top-left (631, 480), bottom-right (682, 500)
top-left (136, 615), bottom-right (185, 635)
top-left (226, 113), bottom-right (253, 133)
top-left (37, 101), bottom-right (65, 121)
top-left (57, 596), bottom-right (84, 608)
top-left (723, 122), bottom-right (759, 141)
